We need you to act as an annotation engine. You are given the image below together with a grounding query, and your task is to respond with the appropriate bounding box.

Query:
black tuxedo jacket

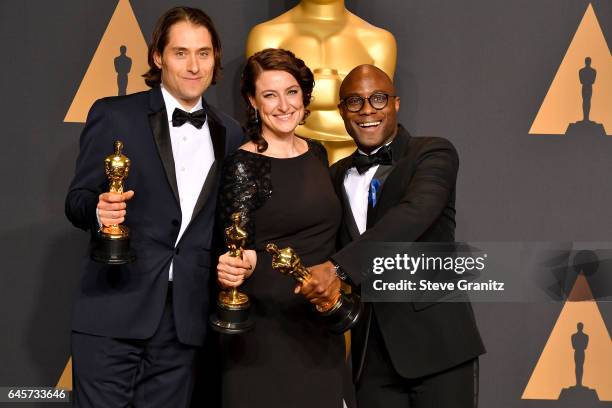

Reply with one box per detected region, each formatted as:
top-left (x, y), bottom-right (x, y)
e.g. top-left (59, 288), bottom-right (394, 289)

top-left (65, 87), bottom-right (243, 346)
top-left (331, 125), bottom-right (485, 379)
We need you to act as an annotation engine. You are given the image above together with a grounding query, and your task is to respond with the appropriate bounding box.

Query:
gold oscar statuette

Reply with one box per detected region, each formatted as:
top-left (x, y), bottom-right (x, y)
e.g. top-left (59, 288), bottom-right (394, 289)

top-left (209, 212), bottom-right (255, 334)
top-left (246, 0), bottom-right (397, 164)
top-left (266, 243), bottom-right (362, 334)
top-left (91, 140), bottom-right (136, 264)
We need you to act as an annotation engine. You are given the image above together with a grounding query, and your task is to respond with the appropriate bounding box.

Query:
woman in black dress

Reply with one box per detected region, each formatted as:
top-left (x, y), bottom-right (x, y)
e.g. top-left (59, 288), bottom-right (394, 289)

top-left (215, 48), bottom-right (348, 407)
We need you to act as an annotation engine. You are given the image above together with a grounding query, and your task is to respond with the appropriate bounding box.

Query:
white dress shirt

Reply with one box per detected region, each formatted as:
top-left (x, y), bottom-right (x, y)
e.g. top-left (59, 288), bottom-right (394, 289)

top-left (344, 165), bottom-right (377, 235)
top-left (161, 85), bottom-right (215, 280)
top-left (343, 143), bottom-right (391, 235)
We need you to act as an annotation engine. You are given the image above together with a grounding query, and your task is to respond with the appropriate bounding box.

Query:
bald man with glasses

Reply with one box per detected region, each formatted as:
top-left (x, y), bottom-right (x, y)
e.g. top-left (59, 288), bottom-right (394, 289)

top-left (303, 64), bottom-right (485, 407)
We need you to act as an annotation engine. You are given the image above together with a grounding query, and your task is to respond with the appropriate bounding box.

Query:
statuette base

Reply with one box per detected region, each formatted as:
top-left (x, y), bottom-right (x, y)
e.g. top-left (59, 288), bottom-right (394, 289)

top-left (210, 299), bottom-right (255, 334)
top-left (91, 234), bottom-right (136, 265)
top-left (320, 292), bottom-right (363, 334)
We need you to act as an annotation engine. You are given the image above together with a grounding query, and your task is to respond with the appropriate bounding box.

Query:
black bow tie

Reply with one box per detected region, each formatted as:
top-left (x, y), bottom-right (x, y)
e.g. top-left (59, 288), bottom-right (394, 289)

top-left (172, 108), bottom-right (206, 129)
top-left (352, 145), bottom-right (393, 174)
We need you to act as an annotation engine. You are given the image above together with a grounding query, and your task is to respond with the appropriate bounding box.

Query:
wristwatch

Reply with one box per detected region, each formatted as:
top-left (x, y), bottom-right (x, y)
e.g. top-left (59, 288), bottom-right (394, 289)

top-left (330, 259), bottom-right (349, 282)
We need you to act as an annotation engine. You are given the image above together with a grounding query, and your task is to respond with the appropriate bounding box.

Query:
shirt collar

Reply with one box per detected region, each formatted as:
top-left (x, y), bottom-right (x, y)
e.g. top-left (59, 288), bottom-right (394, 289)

top-left (160, 84), bottom-right (203, 123)
top-left (357, 138), bottom-right (394, 156)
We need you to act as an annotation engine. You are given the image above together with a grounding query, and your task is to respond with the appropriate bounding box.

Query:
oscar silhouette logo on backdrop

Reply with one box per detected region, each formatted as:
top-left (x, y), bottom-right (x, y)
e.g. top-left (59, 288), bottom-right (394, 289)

top-left (64, 0), bottom-right (149, 123)
top-left (522, 252), bottom-right (612, 403)
top-left (529, 3), bottom-right (612, 137)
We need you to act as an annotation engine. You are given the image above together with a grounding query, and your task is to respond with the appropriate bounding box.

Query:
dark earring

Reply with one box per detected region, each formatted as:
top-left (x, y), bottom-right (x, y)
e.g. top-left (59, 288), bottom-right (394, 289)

top-left (254, 109), bottom-right (259, 123)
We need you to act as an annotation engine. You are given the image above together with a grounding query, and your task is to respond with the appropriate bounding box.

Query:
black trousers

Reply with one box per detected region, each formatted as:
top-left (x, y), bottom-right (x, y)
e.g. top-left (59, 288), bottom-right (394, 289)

top-left (356, 318), bottom-right (479, 408)
top-left (71, 284), bottom-right (199, 408)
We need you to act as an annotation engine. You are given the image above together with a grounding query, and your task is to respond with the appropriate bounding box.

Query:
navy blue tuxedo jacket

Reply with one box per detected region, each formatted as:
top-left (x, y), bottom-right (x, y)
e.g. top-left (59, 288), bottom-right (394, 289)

top-left (65, 87), bottom-right (243, 346)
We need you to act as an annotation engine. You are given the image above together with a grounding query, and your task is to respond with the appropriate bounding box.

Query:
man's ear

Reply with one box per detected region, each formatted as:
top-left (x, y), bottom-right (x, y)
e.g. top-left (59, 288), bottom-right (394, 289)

top-left (394, 96), bottom-right (400, 112)
top-left (153, 51), bottom-right (162, 69)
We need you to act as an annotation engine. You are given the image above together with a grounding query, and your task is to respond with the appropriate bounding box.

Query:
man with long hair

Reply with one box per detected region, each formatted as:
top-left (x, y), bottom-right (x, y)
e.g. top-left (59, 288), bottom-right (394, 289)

top-left (65, 7), bottom-right (243, 407)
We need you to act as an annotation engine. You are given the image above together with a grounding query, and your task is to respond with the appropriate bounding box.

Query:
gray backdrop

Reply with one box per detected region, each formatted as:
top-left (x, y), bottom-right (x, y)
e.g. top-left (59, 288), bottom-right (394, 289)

top-left (1, 0), bottom-right (611, 407)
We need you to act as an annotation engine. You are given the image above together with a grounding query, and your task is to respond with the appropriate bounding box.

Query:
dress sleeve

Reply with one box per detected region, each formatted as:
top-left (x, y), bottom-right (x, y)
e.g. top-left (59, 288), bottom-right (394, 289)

top-left (217, 151), bottom-right (271, 249)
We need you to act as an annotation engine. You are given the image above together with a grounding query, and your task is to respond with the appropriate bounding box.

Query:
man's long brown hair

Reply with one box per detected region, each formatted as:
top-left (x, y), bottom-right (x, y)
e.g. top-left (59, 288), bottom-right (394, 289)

top-left (143, 7), bottom-right (222, 87)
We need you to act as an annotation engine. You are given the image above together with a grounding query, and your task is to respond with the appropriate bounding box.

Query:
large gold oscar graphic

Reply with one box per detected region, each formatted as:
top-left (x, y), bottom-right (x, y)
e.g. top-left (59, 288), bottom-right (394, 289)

top-left (266, 243), bottom-right (362, 334)
top-left (246, 0), bottom-right (397, 163)
top-left (210, 212), bottom-right (255, 334)
top-left (529, 3), bottom-right (612, 137)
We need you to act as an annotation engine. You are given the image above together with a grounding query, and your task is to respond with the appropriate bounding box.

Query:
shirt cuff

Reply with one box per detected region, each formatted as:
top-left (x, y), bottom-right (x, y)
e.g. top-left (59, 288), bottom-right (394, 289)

top-left (95, 208), bottom-right (103, 229)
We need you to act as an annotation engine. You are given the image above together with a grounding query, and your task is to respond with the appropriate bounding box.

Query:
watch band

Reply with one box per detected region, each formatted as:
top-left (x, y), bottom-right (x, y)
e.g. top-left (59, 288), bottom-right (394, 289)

top-left (331, 259), bottom-right (349, 282)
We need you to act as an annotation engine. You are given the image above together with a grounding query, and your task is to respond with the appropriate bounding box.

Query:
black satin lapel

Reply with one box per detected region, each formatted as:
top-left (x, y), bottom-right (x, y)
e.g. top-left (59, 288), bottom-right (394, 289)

top-left (205, 106), bottom-right (226, 161)
top-left (189, 109), bottom-right (226, 222)
top-left (366, 166), bottom-right (383, 227)
top-left (149, 108), bottom-right (179, 204)
top-left (333, 157), bottom-right (353, 194)
top-left (333, 158), bottom-right (361, 240)
top-left (342, 186), bottom-right (361, 240)
top-left (190, 160), bottom-right (220, 223)
top-left (366, 164), bottom-right (393, 227)
top-left (369, 128), bottom-right (411, 221)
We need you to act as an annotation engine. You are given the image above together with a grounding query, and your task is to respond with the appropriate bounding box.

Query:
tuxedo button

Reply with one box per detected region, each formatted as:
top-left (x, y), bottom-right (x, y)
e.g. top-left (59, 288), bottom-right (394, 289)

top-left (171, 219), bottom-right (179, 227)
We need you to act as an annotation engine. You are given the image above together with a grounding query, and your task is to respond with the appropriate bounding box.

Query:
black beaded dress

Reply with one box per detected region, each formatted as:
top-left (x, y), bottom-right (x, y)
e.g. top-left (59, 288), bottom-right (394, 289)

top-left (217, 140), bottom-right (345, 408)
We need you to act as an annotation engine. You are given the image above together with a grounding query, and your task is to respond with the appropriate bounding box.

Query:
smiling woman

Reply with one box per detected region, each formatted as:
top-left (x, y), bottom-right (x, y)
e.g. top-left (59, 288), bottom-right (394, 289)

top-left (214, 48), bottom-right (351, 407)
top-left (240, 48), bottom-right (314, 153)
top-left (250, 70), bottom-right (304, 141)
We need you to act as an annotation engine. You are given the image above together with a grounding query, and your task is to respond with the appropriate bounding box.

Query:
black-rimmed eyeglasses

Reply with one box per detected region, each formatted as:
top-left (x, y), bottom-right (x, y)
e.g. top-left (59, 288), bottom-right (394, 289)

top-left (340, 92), bottom-right (397, 112)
